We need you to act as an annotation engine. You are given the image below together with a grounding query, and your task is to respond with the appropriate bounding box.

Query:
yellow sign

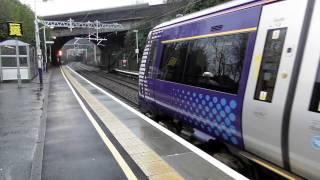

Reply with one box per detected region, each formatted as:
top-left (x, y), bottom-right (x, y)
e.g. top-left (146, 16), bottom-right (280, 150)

top-left (7, 22), bottom-right (23, 37)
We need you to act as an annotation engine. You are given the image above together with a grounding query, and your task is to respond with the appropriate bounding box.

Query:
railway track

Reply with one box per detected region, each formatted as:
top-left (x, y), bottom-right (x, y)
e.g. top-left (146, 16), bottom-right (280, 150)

top-left (69, 63), bottom-right (139, 108)
top-left (98, 72), bottom-right (139, 91)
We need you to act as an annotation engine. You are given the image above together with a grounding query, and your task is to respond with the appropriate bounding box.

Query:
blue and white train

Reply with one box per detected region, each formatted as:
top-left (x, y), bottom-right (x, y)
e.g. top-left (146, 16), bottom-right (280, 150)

top-left (138, 0), bottom-right (320, 179)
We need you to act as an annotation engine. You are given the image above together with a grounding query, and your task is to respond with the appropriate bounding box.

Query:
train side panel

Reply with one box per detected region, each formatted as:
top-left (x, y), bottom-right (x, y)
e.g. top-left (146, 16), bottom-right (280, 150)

top-left (138, 32), bottom-right (151, 110)
top-left (288, 0), bottom-right (320, 179)
top-left (242, 0), bottom-right (310, 170)
top-left (139, 32), bottom-right (162, 113)
top-left (139, 1), bottom-right (320, 179)
top-left (151, 6), bottom-right (262, 148)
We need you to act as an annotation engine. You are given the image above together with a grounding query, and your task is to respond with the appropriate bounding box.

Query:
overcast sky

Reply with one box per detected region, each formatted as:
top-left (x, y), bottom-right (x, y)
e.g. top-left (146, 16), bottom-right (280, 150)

top-left (19, 0), bottom-right (165, 16)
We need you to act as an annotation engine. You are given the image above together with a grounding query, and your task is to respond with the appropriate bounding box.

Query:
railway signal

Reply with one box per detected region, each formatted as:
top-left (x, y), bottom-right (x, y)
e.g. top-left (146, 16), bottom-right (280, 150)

top-left (57, 50), bottom-right (63, 57)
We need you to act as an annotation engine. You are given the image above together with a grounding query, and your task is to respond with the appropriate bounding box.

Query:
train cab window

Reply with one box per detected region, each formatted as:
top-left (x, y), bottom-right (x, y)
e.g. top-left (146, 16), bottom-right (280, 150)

top-left (254, 28), bottom-right (287, 102)
top-left (183, 33), bottom-right (249, 94)
top-left (309, 62), bottom-right (320, 113)
top-left (146, 40), bottom-right (158, 78)
top-left (158, 41), bottom-right (188, 82)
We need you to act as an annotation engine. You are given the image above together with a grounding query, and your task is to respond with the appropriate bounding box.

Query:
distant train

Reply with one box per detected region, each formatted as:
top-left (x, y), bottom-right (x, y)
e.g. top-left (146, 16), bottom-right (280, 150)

top-left (138, 0), bottom-right (320, 179)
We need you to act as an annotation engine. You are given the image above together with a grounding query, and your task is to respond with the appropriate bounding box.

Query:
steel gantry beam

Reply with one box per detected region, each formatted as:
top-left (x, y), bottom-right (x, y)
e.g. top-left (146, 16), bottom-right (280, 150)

top-left (35, 18), bottom-right (120, 73)
top-left (38, 18), bottom-right (124, 32)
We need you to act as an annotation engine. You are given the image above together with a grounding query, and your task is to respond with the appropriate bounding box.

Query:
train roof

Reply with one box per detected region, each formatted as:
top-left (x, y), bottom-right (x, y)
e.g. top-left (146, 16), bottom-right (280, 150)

top-left (154, 0), bottom-right (269, 30)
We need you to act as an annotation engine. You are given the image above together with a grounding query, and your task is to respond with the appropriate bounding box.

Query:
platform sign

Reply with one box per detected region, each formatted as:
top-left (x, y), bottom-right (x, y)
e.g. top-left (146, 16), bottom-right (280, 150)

top-left (7, 22), bottom-right (23, 37)
top-left (46, 41), bottom-right (54, 44)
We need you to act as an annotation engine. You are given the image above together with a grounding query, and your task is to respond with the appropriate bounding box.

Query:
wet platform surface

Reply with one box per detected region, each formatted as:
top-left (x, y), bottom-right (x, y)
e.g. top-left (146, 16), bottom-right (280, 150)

top-left (0, 65), bottom-right (247, 180)
top-left (42, 68), bottom-right (128, 180)
top-left (65, 64), bottom-right (240, 180)
top-left (0, 75), bottom-right (49, 180)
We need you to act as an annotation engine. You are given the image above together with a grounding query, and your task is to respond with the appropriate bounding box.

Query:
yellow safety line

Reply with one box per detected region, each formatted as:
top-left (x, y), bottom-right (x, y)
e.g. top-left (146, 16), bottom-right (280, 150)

top-left (251, 158), bottom-right (295, 180)
top-left (162, 27), bottom-right (257, 44)
top-left (240, 152), bottom-right (298, 180)
top-left (61, 67), bottom-right (138, 180)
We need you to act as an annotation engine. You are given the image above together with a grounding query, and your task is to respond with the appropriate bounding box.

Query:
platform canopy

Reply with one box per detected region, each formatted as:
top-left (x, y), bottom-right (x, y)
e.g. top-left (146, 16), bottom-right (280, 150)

top-left (0, 39), bottom-right (30, 46)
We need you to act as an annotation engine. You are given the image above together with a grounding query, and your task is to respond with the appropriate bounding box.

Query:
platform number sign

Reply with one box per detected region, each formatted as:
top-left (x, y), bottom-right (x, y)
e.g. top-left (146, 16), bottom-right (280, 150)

top-left (7, 22), bottom-right (23, 37)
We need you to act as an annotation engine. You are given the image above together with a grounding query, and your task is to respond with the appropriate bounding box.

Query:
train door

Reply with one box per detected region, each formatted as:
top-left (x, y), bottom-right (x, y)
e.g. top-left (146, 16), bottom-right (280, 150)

top-left (288, 1), bottom-right (320, 179)
top-left (242, 0), bottom-right (311, 167)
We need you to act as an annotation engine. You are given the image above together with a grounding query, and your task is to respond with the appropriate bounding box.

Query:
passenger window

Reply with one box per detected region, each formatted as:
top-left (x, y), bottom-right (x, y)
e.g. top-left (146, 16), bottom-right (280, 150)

top-left (146, 40), bottom-right (158, 78)
top-left (158, 42), bottom-right (188, 82)
top-left (254, 28), bottom-right (287, 102)
top-left (183, 33), bottom-right (249, 94)
top-left (309, 62), bottom-right (320, 113)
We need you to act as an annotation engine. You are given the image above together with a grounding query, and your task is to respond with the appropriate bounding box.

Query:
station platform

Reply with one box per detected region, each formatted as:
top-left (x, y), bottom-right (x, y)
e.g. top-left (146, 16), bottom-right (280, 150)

top-left (53, 65), bottom-right (247, 180)
top-left (0, 66), bottom-right (248, 180)
top-left (42, 67), bottom-right (134, 180)
top-left (0, 72), bottom-right (50, 180)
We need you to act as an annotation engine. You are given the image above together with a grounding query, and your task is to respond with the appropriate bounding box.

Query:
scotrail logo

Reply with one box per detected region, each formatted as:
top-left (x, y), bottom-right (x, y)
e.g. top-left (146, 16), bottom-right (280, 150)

top-left (312, 136), bottom-right (320, 150)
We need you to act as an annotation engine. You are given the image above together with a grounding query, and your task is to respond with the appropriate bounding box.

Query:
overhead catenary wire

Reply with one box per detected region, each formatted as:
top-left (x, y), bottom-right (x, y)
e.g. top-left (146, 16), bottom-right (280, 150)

top-left (63, 0), bottom-right (206, 40)
top-left (130, 0), bottom-right (203, 30)
top-left (70, 1), bottom-right (217, 48)
top-left (101, 0), bottom-right (204, 40)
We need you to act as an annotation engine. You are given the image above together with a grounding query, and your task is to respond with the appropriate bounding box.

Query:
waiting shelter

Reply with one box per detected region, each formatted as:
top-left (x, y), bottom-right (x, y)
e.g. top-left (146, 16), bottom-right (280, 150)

top-left (0, 40), bottom-right (37, 81)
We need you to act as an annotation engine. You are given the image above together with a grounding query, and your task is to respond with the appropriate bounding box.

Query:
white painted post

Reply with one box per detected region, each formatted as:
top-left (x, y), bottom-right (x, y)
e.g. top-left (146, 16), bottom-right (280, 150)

top-left (15, 38), bottom-right (21, 87)
top-left (43, 26), bottom-right (48, 72)
top-left (94, 44), bottom-right (97, 65)
top-left (34, 0), bottom-right (43, 85)
top-left (49, 45), bottom-right (52, 63)
top-left (0, 47), bottom-right (2, 82)
top-left (133, 30), bottom-right (139, 64)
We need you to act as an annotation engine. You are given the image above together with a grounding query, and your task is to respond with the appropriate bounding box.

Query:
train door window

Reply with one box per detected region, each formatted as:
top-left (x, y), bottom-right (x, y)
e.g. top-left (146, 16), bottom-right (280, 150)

top-left (183, 33), bottom-right (249, 94)
top-left (146, 40), bottom-right (158, 78)
top-left (158, 41), bottom-right (188, 82)
top-left (309, 62), bottom-right (320, 113)
top-left (254, 28), bottom-right (287, 102)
